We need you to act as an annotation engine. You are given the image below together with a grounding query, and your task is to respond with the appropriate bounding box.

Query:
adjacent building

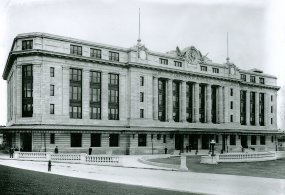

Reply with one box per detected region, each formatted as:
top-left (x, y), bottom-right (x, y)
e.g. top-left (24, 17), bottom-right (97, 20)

top-left (0, 32), bottom-right (281, 154)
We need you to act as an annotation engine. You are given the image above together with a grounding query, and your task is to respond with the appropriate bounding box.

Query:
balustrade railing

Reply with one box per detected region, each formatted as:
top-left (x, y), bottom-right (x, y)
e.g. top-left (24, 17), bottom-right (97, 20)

top-left (18, 152), bottom-right (49, 159)
top-left (218, 152), bottom-right (276, 162)
top-left (51, 154), bottom-right (81, 161)
top-left (86, 155), bottom-right (120, 164)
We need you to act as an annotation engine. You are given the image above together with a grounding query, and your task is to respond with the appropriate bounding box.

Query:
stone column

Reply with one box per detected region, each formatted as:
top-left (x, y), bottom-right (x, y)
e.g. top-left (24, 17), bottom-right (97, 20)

top-left (62, 66), bottom-right (69, 118)
top-left (153, 77), bottom-right (158, 120)
top-left (167, 79), bottom-right (173, 122)
top-left (218, 86), bottom-right (223, 123)
top-left (82, 69), bottom-right (90, 119)
top-left (264, 93), bottom-right (270, 126)
top-left (181, 81), bottom-right (187, 122)
top-left (246, 90), bottom-right (250, 125)
top-left (255, 91), bottom-right (259, 126)
top-left (119, 74), bottom-right (127, 121)
top-left (224, 86), bottom-right (229, 123)
top-left (194, 82), bottom-right (200, 123)
top-left (101, 72), bottom-right (108, 120)
top-left (206, 84), bottom-right (212, 123)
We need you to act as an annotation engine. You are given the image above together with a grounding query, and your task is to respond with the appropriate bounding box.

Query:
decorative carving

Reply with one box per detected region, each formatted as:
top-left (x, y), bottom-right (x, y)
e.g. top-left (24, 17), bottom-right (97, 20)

top-left (176, 46), bottom-right (211, 65)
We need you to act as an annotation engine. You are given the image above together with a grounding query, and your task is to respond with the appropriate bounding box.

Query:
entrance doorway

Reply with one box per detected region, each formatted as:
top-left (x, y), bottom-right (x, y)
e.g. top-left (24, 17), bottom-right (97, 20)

top-left (20, 133), bottom-right (32, 152)
top-left (241, 135), bottom-right (248, 148)
top-left (201, 134), bottom-right (210, 149)
top-left (222, 135), bottom-right (226, 152)
top-left (189, 135), bottom-right (199, 150)
top-left (175, 134), bottom-right (184, 152)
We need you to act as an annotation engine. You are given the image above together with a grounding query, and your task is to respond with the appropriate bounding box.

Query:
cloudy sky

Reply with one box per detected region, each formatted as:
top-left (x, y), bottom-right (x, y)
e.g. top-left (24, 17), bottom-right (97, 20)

top-left (0, 0), bottom-right (284, 129)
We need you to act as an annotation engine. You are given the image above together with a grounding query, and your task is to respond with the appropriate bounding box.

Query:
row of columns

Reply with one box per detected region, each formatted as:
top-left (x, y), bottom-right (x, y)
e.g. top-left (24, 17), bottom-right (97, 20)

top-left (153, 77), bottom-right (224, 123)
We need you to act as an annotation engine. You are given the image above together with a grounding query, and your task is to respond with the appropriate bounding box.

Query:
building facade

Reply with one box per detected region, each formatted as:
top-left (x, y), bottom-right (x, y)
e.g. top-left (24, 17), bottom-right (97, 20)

top-left (0, 32), bottom-right (281, 154)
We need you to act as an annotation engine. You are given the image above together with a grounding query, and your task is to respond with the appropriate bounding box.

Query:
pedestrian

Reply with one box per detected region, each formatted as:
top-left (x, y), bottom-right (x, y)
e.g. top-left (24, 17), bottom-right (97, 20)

top-left (54, 146), bottom-right (58, 154)
top-left (11, 146), bottom-right (15, 158)
top-left (88, 146), bottom-right (92, 155)
top-left (9, 146), bottom-right (12, 158)
top-left (48, 160), bottom-right (52, 172)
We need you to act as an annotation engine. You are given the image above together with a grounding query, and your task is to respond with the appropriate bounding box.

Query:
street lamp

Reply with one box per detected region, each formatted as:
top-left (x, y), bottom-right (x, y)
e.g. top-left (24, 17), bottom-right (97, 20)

top-left (210, 139), bottom-right (216, 156)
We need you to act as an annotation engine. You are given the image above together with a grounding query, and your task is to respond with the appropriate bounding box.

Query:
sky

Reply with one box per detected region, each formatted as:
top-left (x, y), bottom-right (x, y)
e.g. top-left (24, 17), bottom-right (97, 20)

top-left (0, 0), bottom-right (284, 129)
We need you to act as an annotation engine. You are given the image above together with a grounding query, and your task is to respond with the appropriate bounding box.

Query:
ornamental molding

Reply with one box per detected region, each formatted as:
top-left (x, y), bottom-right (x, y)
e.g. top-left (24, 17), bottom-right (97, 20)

top-left (176, 46), bottom-right (212, 65)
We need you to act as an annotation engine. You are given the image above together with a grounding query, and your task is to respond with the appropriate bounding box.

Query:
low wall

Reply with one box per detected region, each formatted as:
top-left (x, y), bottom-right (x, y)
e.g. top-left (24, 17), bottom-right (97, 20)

top-left (217, 152), bottom-right (276, 163)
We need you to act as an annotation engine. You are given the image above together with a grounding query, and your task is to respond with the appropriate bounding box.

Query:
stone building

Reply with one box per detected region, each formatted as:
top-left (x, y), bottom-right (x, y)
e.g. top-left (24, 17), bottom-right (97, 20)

top-left (0, 32), bottom-right (281, 154)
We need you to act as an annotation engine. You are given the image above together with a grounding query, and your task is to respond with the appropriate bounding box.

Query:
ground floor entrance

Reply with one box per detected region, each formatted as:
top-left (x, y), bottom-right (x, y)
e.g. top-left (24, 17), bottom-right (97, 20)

top-left (20, 133), bottom-right (32, 152)
top-left (175, 134), bottom-right (184, 152)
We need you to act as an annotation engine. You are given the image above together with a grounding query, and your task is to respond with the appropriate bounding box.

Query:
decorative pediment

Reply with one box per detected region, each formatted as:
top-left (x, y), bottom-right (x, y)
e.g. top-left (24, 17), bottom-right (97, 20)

top-left (176, 46), bottom-right (212, 65)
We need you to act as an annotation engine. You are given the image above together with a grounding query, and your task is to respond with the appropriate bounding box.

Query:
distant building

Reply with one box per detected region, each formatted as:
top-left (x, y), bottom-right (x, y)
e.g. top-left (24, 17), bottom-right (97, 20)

top-left (0, 32), bottom-right (281, 154)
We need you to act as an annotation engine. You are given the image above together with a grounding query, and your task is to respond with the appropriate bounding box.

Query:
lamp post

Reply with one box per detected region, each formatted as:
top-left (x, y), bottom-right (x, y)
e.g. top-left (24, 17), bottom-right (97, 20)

top-left (210, 139), bottom-right (216, 156)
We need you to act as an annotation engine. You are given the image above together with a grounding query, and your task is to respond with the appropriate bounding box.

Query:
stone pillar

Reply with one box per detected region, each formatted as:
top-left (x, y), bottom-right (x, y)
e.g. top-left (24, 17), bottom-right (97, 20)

top-left (255, 91), bottom-right (259, 126)
top-left (181, 81), bottom-right (187, 122)
top-left (194, 83), bottom-right (200, 123)
top-left (206, 84), bottom-right (212, 123)
top-left (119, 74), bottom-right (127, 121)
top-left (224, 86), bottom-right (229, 123)
top-left (62, 66), bottom-right (69, 118)
top-left (82, 69), bottom-right (90, 119)
top-left (167, 79), bottom-right (173, 122)
top-left (264, 93), bottom-right (270, 126)
top-left (101, 72), bottom-right (109, 120)
top-left (153, 77), bottom-right (158, 120)
top-left (218, 86), bottom-right (223, 123)
top-left (246, 90), bottom-right (250, 125)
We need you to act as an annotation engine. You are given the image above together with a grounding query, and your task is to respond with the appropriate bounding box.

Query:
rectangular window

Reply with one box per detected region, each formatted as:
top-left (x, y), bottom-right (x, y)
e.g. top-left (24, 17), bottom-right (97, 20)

top-left (259, 93), bottom-right (265, 126)
top-left (250, 92), bottom-right (255, 125)
top-left (230, 135), bottom-right (236, 145)
top-left (109, 134), bottom-right (119, 147)
top-left (71, 133), bottom-right (82, 147)
top-left (50, 104), bottom-right (54, 114)
top-left (163, 134), bottom-right (166, 143)
top-left (173, 81), bottom-right (180, 122)
top-left (158, 79), bottom-right (166, 122)
top-left (91, 133), bottom-right (101, 147)
top-left (240, 90), bottom-right (246, 125)
top-left (230, 88), bottom-right (233, 96)
top-left (201, 66), bottom-right (207, 71)
top-left (230, 115), bottom-right (233, 122)
top-left (159, 58), bottom-right (168, 65)
top-left (271, 118), bottom-right (273, 124)
top-left (90, 48), bottom-right (101, 59)
top-left (90, 71), bottom-right (101, 119)
top-left (22, 65), bottom-right (33, 117)
top-left (260, 136), bottom-right (265, 145)
top-left (271, 95), bottom-right (273, 102)
top-left (241, 74), bottom-right (246, 81)
top-left (90, 107), bottom-right (101, 119)
top-left (140, 92), bottom-right (144, 102)
top-left (50, 133), bottom-right (55, 144)
top-left (157, 134), bottom-right (161, 140)
top-left (109, 51), bottom-right (119, 61)
top-left (50, 67), bottom-right (54, 77)
top-left (271, 106), bottom-right (273, 113)
top-left (212, 67), bottom-right (219, 73)
top-left (174, 61), bottom-right (182, 67)
top-left (140, 109), bottom-right (144, 118)
top-left (108, 73), bottom-right (119, 120)
top-left (251, 135), bottom-right (256, 145)
top-left (70, 68), bottom-right (82, 119)
top-left (250, 76), bottom-right (256, 83)
top-left (138, 134), bottom-right (147, 147)
top-left (70, 45), bottom-right (82, 56)
top-left (140, 76), bottom-right (144, 86)
top-left (259, 77), bottom-right (265, 84)
top-left (50, 85), bottom-right (54, 96)
top-left (22, 40), bottom-right (33, 50)
top-left (230, 101), bottom-right (233, 109)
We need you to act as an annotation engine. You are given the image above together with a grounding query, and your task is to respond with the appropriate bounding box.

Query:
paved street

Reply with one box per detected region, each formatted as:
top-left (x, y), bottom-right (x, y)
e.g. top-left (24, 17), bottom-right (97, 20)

top-left (0, 157), bottom-right (284, 195)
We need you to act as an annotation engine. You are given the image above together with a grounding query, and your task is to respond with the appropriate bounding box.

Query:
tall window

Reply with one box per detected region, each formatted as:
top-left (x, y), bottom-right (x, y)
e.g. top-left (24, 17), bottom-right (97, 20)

top-left (186, 83), bottom-right (193, 123)
top-left (158, 79), bottom-right (166, 121)
top-left (230, 135), bottom-right (236, 145)
top-left (230, 101), bottom-right (233, 109)
top-left (91, 133), bottom-right (101, 147)
top-left (173, 81), bottom-right (180, 122)
top-left (174, 61), bottom-right (182, 67)
top-left (138, 134), bottom-right (147, 147)
top-left (240, 90), bottom-right (246, 125)
top-left (109, 134), bottom-right (119, 147)
top-left (90, 71), bottom-right (101, 119)
top-left (109, 51), bottom-right (119, 61)
top-left (50, 104), bottom-right (54, 114)
top-left (71, 133), bottom-right (82, 147)
top-left (22, 40), bottom-right (33, 50)
top-left (140, 109), bottom-right (144, 118)
top-left (241, 74), bottom-right (246, 81)
top-left (200, 66), bottom-right (207, 71)
top-left (159, 58), bottom-right (168, 65)
top-left (22, 65), bottom-right (33, 117)
top-left (108, 74), bottom-right (119, 120)
top-left (260, 136), bottom-right (265, 145)
top-left (50, 85), bottom-right (55, 96)
top-left (230, 88), bottom-right (233, 96)
top-left (70, 45), bottom-right (82, 56)
top-left (70, 68), bottom-right (82, 119)
top-left (250, 92), bottom-right (255, 125)
top-left (211, 86), bottom-right (217, 123)
top-left (90, 48), bottom-right (101, 59)
top-left (140, 76), bottom-right (144, 86)
top-left (259, 93), bottom-right (265, 126)
top-left (250, 76), bottom-right (256, 83)
top-left (199, 85), bottom-right (206, 123)
top-left (50, 67), bottom-right (54, 77)
top-left (139, 92), bottom-right (144, 102)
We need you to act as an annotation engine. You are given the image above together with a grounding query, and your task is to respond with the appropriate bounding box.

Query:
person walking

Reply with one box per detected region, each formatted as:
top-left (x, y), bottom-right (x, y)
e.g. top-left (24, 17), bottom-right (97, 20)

top-left (11, 146), bottom-right (14, 158)
top-left (48, 160), bottom-right (52, 172)
top-left (54, 146), bottom-right (58, 154)
top-left (88, 146), bottom-right (92, 155)
top-left (9, 146), bottom-right (12, 158)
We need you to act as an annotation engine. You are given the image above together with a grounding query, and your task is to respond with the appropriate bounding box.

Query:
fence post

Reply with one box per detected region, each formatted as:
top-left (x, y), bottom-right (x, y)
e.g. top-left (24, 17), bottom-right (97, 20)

top-left (80, 153), bottom-right (87, 164)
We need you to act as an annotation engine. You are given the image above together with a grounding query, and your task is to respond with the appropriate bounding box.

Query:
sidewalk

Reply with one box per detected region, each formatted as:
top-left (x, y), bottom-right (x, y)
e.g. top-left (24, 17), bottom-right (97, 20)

top-left (0, 155), bottom-right (284, 195)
